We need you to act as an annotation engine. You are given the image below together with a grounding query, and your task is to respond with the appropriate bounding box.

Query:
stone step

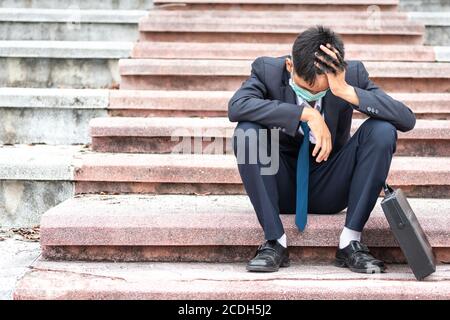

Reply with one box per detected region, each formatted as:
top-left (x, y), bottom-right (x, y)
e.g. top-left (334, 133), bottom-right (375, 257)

top-left (0, 8), bottom-right (146, 41)
top-left (145, 9), bottom-right (410, 19)
top-left (154, 0), bottom-right (399, 12)
top-left (14, 259), bottom-right (450, 300)
top-left (0, 88), bottom-right (108, 144)
top-left (132, 42), bottom-right (438, 62)
top-left (38, 194), bottom-right (450, 263)
top-left (73, 152), bottom-right (450, 198)
top-left (89, 117), bottom-right (450, 157)
top-left (0, 41), bottom-right (132, 88)
top-left (0, 0), bottom-right (154, 10)
top-left (38, 194), bottom-right (450, 264)
top-left (138, 11), bottom-right (424, 44)
top-left (109, 90), bottom-right (450, 120)
top-left (434, 47), bottom-right (450, 62)
top-left (119, 59), bottom-right (450, 92)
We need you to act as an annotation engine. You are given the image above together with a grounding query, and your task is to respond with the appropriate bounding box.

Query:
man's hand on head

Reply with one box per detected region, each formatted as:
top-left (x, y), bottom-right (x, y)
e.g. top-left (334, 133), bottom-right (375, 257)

top-left (315, 43), bottom-right (360, 106)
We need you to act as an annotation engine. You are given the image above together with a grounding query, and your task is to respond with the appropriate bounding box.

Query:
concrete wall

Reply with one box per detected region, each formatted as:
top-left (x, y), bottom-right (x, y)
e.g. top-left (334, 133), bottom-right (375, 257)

top-left (0, 180), bottom-right (73, 227)
top-left (424, 26), bottom-right (450, 46)
top-left (0, 58), bottom-right (120, 88)
top-left (0, 22), bottom-right (140, 41)
top-left (0, 144), bottom-right (82, 227)
top-left (0, 107), bottom-right (107, 144)
top-left (401, 0), bottom-right (450, 45)
top-left (400, 0), bottom-right (450, 11)
top-left (0, 88), bottom-right (109, 144)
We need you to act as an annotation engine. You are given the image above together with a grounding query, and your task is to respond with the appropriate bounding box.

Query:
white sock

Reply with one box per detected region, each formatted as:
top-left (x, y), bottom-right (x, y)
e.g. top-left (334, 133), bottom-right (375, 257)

top-left (339, 227), bottom-right (361, 249)
top-left (277, 233), bottom-right (287, 248)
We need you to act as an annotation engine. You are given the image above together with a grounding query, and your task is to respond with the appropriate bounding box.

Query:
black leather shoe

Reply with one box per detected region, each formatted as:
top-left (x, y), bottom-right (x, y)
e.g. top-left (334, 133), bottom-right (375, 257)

top-left (335, 240), bottom-right (386, 274)
top-left (246, 239), bottom-right (290, 272)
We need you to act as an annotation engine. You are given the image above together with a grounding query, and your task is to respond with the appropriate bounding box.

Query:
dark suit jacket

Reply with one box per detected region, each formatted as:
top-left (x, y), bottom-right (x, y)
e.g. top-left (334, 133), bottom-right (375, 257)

top-left (228, 55), bottom-right (416, 157)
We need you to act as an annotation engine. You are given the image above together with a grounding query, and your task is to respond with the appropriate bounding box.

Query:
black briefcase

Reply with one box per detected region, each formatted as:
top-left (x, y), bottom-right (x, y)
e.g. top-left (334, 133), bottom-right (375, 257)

top-left (380, 183), bottom-right (436, 280)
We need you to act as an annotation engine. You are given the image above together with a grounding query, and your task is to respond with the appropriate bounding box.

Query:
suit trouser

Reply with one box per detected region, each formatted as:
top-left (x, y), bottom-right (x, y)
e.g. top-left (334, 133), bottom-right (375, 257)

top-left (232, 117), bottom-right (398, 240)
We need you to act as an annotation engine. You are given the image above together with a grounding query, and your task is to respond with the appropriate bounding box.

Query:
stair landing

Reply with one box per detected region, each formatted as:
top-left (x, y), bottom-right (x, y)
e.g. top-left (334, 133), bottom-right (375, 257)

top-left (14, 259), bottom-right (450, 300)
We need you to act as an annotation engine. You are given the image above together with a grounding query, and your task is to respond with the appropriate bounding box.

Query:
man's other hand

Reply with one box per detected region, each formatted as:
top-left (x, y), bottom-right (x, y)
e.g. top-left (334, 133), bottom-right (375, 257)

top-left (301, 107), bottom-right (332, 162)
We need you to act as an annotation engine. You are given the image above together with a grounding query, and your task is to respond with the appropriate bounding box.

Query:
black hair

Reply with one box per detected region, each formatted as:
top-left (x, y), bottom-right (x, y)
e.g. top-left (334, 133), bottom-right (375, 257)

top-left (291, 25), bottom-right (346, 86)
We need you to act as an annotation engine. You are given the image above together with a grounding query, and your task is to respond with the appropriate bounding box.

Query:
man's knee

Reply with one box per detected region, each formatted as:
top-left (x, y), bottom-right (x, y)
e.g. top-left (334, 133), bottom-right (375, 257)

top-left (359, 118), bottom-right (398, 153)
top-left (232, 121), bottom-right (266, 156)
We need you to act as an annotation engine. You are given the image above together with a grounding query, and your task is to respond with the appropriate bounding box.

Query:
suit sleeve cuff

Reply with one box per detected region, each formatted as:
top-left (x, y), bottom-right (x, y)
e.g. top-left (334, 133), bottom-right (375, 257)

top-left (281, 103), bottom-right (302, 137)
top-left (352, 87), bottom-right (378, 113)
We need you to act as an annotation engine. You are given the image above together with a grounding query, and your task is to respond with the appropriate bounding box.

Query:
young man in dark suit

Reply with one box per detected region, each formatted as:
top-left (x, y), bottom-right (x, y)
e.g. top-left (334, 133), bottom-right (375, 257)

top-left (228, 26), bottom-right (416, 273)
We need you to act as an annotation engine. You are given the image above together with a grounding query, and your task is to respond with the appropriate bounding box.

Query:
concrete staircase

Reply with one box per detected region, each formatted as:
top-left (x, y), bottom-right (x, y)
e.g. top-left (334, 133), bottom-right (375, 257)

top-left (13, 0), bottom-right (450, 299)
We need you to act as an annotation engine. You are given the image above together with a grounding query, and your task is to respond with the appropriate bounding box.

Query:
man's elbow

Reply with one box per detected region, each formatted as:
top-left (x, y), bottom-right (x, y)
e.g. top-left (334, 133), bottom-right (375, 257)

top-left (228, 98), bottom-right (239, 122)
top-left (399, 111), bottom-right (416, 132)
top-left (407, 113), bottom-right (417, 131)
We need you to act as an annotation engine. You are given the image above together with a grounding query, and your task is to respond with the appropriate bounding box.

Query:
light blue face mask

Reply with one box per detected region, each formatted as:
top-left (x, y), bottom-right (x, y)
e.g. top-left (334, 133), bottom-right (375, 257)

top-left (289, 69), bottom-right (328, 102)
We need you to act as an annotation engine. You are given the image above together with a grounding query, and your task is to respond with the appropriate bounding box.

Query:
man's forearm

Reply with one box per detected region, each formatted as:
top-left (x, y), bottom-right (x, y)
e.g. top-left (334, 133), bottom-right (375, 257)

top-left (334, 84), bottom-right (360, 106)
top-left (300, 106), bottom-right (319, 122)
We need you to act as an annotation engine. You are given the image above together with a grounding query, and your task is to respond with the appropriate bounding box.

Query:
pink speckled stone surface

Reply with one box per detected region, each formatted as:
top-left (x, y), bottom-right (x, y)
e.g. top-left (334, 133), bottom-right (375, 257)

top-left (118, 61), bottom-right (449, 91)
top-left (108, 90), bottom-right (450, 117)
top-left (72, 152), bottom-right (450, 186)
top-left (89, 117), bottom-right (450, 140)
top-left (137, 12), bottom-right (424, 35)
top-left (153, 0), bottom-right (399, 4)
top-left (88, 117), bottom-right (450, 156)
top-left (109, 89), bottom-right (230, 111)
top-left (149, 0), bottom-right (400, 13)
top-left (132, 42), bottom-right (435, 61)
top-left (40, 194), bottom-right (450, 247)
top-left (89, 117), bottom-right (234, 138)
top-left (14, 259), bottom-right (450, 300)
top-left (119, 60), bottom-right (449, 78)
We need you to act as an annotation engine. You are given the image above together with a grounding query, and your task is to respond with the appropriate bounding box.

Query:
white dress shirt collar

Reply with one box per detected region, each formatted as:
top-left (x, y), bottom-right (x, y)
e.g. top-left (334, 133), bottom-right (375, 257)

top-left (295, 94), bottom-right (323, 111)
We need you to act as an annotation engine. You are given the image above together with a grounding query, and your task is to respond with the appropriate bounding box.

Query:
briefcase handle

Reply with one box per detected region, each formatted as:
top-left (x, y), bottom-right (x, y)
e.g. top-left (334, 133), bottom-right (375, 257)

top-left (383, 182), bottom-right (394, 196)
top-left (382, 182), bottom-right (408, 229)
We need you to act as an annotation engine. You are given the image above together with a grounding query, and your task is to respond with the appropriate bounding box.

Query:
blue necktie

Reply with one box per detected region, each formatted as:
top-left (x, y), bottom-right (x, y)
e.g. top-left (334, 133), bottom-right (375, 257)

top-left (296, 121), bottom-right (310, 231)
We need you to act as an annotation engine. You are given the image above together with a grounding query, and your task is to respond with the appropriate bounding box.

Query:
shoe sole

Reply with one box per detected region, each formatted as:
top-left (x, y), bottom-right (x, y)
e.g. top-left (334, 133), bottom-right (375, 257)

top-left (334, 258), bottom-right (387, 274)
top-left (246, 257), bottom-right (290, 272)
